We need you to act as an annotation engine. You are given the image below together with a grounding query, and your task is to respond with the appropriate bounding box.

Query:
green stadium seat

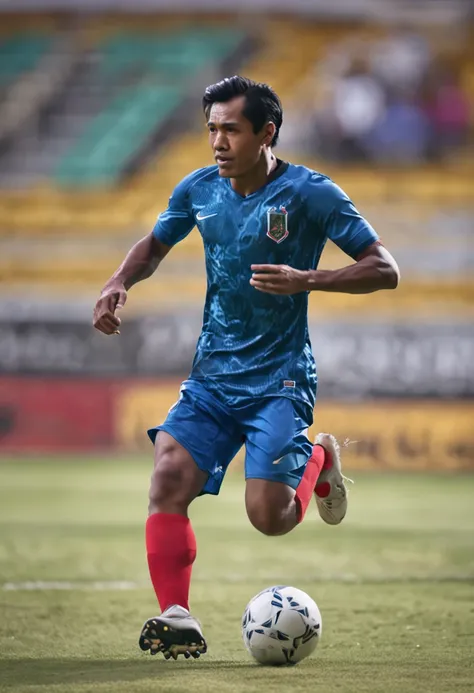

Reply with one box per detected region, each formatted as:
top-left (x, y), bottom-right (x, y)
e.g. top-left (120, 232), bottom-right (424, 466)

top-left (97, 29), bottom-right (244, 79)
top-left (54, 28), bottom-right (245, 187)
top-left (0, 34), bottom-right (52, 87)
top-left (54, 85), bottom-right (183, 186)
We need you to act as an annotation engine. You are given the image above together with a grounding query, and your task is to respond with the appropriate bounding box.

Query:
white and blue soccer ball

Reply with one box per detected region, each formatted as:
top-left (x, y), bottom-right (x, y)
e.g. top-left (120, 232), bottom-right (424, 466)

top-left (242, 585), bottom-right (322, 665)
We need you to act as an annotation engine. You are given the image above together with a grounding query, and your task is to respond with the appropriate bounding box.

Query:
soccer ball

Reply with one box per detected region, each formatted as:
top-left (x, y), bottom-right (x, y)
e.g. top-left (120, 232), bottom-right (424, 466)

top-left (242, 585), bottom-right (322, 665)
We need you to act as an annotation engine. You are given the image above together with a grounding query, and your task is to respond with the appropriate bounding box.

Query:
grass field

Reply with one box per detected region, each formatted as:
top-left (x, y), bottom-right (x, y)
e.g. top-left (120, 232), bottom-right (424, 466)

top-left (0, 458), bottom-right (473, 693)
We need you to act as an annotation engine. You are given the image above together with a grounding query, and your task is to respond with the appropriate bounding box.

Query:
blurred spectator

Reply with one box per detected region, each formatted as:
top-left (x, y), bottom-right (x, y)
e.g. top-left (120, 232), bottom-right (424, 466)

top-left (332, 59), bottom-right (386, 161)
top-left (369, 28), bottom-right (431, 92)
top-left (425, 69), bottom-right (470, 159)
top-left (288, 27), bottom-right (472, 166)
top-left (366, 90), bottom-right (430, 164)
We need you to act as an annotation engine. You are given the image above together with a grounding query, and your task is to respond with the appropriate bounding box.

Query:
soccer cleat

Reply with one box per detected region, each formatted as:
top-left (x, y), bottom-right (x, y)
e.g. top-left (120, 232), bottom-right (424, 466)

top-left (314, 433), bottom-right (353, 525)
top-left (138, 605), bottom-right (207, 660)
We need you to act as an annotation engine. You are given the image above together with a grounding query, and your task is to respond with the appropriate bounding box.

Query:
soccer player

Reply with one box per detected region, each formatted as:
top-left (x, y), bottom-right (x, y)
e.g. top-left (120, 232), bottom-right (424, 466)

top-left (93, 76), bottom-right (399, 660)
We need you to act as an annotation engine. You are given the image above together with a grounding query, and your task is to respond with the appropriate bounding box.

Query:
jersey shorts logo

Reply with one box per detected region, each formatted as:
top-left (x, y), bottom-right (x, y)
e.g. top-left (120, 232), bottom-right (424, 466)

top-left (267, 206), bottom-right (289, 243)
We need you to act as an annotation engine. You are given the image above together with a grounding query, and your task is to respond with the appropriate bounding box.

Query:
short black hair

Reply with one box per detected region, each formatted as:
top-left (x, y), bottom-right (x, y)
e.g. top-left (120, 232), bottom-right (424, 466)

top-left (202, 75), bottom-right (283, 148)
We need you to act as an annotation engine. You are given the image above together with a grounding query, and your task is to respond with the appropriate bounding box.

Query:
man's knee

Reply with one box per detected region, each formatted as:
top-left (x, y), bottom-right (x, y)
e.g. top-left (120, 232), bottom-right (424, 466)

top-left (148, 432), bottom-right (206, 514)
top-left (149, 456), bottom-right (188, 509)
top-left (245, 479), bottom-right (296, 537)
top-left (247, 503), bottom-right (284, 536)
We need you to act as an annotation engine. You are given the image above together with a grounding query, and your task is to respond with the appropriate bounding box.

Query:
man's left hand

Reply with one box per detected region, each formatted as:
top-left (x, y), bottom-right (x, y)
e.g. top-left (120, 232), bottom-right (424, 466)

top-left (250, 265), bottom-right (308, 295)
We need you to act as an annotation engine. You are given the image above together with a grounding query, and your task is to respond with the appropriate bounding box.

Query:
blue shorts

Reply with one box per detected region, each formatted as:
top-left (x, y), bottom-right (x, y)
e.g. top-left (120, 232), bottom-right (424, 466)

top-left (147, 379), bottom-right (313, 496)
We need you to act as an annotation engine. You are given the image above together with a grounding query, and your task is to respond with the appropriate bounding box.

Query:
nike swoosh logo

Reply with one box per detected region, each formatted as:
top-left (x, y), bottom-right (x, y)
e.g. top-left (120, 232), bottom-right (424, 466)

top-left (196, 211), bottom-right (218, 221)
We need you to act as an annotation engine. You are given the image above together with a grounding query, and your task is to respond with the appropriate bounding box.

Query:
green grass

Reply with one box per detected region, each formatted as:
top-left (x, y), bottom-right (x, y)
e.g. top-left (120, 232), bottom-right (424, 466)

top-left (0, 459), bottom-right (473, 693)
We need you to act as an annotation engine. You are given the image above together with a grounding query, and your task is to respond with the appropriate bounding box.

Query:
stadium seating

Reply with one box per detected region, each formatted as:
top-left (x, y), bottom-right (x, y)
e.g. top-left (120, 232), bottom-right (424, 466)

top-left (0, 33), bottom-right (52, 86)
top-left (53, 28), bottom-right (245, 187)
top-left (54, 85), bottom-right (184, 187)
top-left (0, 15), bottom-right (472, 324)
top-left (97, 29), bottom-right (245, 79)
top-left (0, 18), bottom-right (473, 228)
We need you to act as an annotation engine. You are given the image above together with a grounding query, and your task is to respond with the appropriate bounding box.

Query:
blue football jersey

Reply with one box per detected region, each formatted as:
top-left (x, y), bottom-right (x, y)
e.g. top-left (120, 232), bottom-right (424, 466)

top-left (152, 162), bottom-right (378, 410)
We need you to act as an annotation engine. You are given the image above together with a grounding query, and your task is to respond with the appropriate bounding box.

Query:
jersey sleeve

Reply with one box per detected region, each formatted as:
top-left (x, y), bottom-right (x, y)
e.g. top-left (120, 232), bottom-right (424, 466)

top-left (152, 175), bottom-right (195, 246)
top-left (308, 175), bottom-right (379, 258)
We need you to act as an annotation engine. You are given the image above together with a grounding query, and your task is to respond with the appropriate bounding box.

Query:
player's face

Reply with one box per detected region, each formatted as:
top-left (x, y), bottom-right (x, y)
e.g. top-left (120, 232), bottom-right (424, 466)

top-left (207, 96), bottom-right (273, 178)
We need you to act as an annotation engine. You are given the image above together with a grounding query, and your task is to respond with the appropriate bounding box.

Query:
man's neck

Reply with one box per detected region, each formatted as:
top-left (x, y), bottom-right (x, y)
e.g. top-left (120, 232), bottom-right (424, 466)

top-left (230, 151), bottom-right (278, 197)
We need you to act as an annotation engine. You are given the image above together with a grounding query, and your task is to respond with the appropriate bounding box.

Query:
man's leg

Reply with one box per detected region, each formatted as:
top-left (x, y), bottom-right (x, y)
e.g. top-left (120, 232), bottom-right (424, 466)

top-left (245, 441), bottom-right (327, 536)
top-left (140, 431), bottom-right (208, 659)
top-left (146, 431), bottom-right (208, 612)
top-left (242, 398), bottom-right (346, 535)
top-left (141, 379), bottom-right (243, 659)
top-left (245, 478), bottom-right (297, 536)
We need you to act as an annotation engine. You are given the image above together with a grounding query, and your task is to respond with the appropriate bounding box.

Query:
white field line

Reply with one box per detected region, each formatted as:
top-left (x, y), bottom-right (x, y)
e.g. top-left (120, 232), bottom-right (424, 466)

top-left (2, 580), bottom-right (143, 591)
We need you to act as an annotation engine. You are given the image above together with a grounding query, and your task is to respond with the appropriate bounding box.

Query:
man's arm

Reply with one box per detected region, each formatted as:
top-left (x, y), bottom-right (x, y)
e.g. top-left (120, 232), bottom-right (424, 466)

top-left (251, 176), bottom-right (399, 297)
top-left (113, 233), bottom-right (171, 291)
top-left (306, 241), bottom-right (399, 293)
top-left (93, 170), bottom-right (197, 335)
top-left (93, 233), bottom-right (171, 335)
top-left (250, 242), bottom-right (400, 296)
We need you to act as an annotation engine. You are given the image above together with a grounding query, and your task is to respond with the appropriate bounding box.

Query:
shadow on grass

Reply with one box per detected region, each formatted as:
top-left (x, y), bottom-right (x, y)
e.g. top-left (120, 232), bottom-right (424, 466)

top-left (0, 657), bottom-right (257, 687)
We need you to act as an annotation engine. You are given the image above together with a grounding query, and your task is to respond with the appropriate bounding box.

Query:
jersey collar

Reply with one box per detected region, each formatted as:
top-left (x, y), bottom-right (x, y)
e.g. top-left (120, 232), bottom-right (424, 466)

top-left (225, 159), bottom-right (290, 199)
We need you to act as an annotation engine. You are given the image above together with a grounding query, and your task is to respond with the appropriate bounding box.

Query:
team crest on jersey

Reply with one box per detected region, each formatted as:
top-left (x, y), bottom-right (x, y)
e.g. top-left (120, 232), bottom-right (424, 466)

top-left (267, 206), bottom-right (288, 243)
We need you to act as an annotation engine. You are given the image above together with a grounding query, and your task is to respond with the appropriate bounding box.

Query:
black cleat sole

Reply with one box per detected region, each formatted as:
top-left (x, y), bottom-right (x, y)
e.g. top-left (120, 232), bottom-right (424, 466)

top-left (139, 617), bottom-right (207, 660)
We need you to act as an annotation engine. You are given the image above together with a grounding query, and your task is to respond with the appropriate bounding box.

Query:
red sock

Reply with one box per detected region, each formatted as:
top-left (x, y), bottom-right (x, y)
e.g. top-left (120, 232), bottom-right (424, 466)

top-left (146, 513), bottom-right (196, 612)
top-left (295, 444), bottom-right (332, 522)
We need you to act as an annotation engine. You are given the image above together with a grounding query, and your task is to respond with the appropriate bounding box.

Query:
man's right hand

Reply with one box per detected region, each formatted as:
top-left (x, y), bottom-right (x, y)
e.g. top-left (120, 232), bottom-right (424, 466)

top-left (93, 282), bottom-right (128, 335)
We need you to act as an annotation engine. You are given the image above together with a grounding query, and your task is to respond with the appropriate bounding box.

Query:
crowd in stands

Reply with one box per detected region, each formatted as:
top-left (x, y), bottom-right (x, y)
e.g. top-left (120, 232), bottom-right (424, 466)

top-left (282, 28), bottom-right (471, 164)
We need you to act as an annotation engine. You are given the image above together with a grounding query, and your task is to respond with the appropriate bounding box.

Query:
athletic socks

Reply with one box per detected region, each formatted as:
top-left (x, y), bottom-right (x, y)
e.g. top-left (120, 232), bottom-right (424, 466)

top-left (146, 446), bottom-right (331, 608)
top-left (146, 513), bottom-right (197, 612)
top-left (294, 444), bottom-right (331, 522)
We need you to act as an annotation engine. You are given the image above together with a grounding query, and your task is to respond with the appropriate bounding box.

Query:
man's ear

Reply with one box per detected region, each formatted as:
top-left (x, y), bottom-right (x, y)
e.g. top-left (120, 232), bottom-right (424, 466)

top-left (262, 121), bottom-right (276, 146)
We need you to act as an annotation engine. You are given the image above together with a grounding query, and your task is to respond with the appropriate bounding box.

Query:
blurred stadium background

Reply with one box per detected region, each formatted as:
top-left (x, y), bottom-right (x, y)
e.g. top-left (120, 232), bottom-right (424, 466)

top-left (0, 2), bottom-right (473, 691)
top-left (0, 0), bottom-right (473, 465)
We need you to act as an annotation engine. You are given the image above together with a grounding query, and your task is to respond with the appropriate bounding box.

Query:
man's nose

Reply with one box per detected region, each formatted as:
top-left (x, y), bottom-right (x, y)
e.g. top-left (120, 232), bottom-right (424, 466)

top-left (214, 132), bottom-right (229, 150)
